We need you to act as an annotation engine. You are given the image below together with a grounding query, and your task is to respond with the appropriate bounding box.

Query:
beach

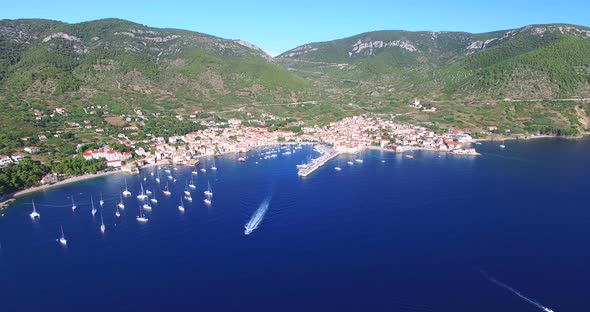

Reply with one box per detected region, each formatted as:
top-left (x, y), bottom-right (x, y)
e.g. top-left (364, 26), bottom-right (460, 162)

top-left (12, 170), bottom-right (123, 198)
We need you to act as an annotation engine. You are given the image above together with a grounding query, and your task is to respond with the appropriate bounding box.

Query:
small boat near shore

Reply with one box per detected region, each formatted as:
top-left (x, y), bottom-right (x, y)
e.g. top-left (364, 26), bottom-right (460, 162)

top-left (204, 181), bottom-right (213, 197)
top-left (136, 205), bottom-right (148, 223)
top-left (178, 196), bottom-right (185, 212)
top-left (57, 225), bottom-right (67, 246)
top-left (29, 200), bottom-right (40, 219)
top-left (91, 197), bottom-right (97, 216)
top-left (163, 183), bottom-right (171, 196)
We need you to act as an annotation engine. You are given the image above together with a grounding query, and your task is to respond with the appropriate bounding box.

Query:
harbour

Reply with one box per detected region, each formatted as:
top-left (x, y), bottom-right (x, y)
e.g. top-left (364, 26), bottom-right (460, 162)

top-left (296, 145), bottom-right (339, 177)
top-left (0, 140), bottom-right (587, 311)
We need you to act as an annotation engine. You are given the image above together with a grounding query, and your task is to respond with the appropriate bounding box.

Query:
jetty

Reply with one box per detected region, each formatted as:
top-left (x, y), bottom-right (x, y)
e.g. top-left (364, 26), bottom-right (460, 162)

top-left (297, 145), bottom-right (339, 177)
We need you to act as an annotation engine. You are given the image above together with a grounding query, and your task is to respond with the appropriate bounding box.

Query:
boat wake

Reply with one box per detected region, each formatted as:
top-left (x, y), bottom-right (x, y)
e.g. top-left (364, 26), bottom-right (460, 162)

top-left (244, 195), bottom-right (272, 235)
top-left (478, 269), bottom-right (556, 312)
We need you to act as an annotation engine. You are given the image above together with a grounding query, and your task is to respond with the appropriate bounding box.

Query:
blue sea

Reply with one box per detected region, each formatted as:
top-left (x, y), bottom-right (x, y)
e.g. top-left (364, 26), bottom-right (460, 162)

top-left (1, 139), bottom-right (589, 312)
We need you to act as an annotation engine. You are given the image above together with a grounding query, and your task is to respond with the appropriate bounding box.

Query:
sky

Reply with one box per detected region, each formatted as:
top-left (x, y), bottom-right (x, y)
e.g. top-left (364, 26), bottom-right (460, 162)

top-left (2, 0), bottom-right (589, 56)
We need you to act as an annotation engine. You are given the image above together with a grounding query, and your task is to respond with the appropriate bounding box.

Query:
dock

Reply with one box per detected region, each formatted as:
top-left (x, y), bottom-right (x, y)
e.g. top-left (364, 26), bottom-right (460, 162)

top-left (297, 145), bottom-right (339, 177)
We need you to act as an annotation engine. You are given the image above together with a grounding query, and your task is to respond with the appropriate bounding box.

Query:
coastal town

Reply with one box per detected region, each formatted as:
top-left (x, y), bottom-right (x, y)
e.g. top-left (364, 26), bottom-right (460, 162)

top-left (1, 113), bottom-right (480, 183)
top-left (133, 114), bottom-right (479, 167)
top-left (0, 109), bottom-right (484, 200)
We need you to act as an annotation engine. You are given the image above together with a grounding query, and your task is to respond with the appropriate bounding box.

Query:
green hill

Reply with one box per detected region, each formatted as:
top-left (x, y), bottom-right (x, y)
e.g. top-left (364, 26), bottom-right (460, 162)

top-left (0, 18), bottom-right (309, 111)
top-left (277, 24), bottom-right (590, 99)
top-left (1, 19), bottom-right (590, 159)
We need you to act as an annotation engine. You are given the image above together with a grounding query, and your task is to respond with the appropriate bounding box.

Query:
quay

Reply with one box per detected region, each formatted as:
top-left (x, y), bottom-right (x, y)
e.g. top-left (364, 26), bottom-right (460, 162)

top-left (297, 145), bottom-right (339, 177)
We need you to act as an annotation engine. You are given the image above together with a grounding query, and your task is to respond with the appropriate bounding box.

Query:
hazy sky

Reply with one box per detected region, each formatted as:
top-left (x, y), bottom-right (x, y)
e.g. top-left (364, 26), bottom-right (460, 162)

top-left (2, 0), bottom-right (589, 56)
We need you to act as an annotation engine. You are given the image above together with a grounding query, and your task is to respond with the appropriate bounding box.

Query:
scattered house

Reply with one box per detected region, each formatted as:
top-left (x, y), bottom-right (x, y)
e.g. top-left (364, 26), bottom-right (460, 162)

top-left (84, 125), bottom-right (92, 129)
top-left (488, 126), bottom-right (498, 132)
top-left (24, 146), bottom-right (41, 154)
top-left (41, 173), bottom-right (58, 185)
top-left (105, 160), bottom-right (123, 167)
top-left (55, 108), bottom-right (66, 115)
top-left (410, 98), bottom-right (422, 109)
top-left (228, 118), bottom-right (242, 126)
top-left (21, 136), bottom-right (32, 141)
top-left (83, 120), bottom-right (91, 124)
top-left (123, 126), bottom-right (138, 131)
top-left (38, 134), bottom-right (47, 141)
top-left (0, 155), bottom-right (13, 166)
top-left (83, 147), bottom-right (132, 162)
top-left (95, 128), bottom-right (105, 132)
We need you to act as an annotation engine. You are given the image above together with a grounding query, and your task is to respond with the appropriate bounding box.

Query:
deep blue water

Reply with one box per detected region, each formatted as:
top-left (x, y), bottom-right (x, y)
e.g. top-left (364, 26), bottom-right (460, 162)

top-left (1, 139), bottom-right (589, 312)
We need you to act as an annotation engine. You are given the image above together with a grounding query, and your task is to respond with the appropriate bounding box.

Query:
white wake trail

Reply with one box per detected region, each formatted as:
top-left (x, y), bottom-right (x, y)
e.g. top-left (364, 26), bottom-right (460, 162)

top-left (244, 196), bottom-right (272, 235)
top-left (479, 270), bottom-right (556, 312)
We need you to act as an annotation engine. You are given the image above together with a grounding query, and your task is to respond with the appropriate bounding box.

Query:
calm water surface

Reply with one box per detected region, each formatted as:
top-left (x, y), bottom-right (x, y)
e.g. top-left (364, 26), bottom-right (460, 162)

top-left (1, 139), bottom-right (589, 311)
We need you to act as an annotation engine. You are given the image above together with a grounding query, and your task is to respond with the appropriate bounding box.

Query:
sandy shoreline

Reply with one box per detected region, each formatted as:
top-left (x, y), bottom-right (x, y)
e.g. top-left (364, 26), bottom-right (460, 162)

top-left (13, 170), bottom-right (123, 198)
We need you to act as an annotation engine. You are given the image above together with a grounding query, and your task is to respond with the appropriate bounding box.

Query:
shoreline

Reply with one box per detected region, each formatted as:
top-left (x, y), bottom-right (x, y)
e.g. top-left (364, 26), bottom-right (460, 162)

top-left (12, 170), bottom-right (123, 198)
top-left (474, 133), bottom-right (586, 142)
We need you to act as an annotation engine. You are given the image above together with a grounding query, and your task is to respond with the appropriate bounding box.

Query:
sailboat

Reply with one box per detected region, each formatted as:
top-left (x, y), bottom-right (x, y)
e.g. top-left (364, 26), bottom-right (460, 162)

top-left (99, 211), bottom-right (106, 234)
top-left (71, 195), bottom-right (77, 211)
top-left (137, 184), bottom-right (147, 200)
top-left (99, 193), bottom-right (104, 207)
top-left (91, 196), bottom-right (97, 216)
top-left (143, 195), bottom-right (152, 210)
top-left (136, 205), bottom-right (148, 223)
top-left (122, 179), bottom-right (132, 197)
top-left (203, 181), bottom-right (213, 197)
top-left (191, 165), bottom-right (198, 175)
top-left (347, 160), bottom-right (354, 165)
top-left (200, 167), bottom-right (207, 173)
top-left (189, 177), bottom-right (196, 189)
top-left (184, 195), bottom-right (193, 202)
top-left (210, 157), bottom-right (218, 171)
top-left (155, 166), bottom-right (161, 183)
top-left (163, 182), bottom-right (171, 196)
top-left (29, 199), bottom-right (40, 219)
top-left (178, 196), bottom-right (185, 212)
top-left (145, 187), bottom-right (152, 196)
top-left (354, 158), bottom-right (363, 163)
top-left (334, 157), bottom-right (343, 171)
top-left (184, 182), bottom-right (191, 197)
top-left (57, 225), bottom-right (67, 246)
top-left (150, 189), bottom-right (158, 204)
top-left (203, 198), bottom-right (211, 205)
top-left (118, 193), bottom-right (125, 209)
top-left (115, 206), bottom-right (121, 218)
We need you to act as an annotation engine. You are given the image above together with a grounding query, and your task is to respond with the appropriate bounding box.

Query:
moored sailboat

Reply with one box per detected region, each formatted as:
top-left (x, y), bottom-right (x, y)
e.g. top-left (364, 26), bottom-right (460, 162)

top-left (91, 196), bottom-right (97, 216)
top-left (29, 199), bottom-right (40, 219)
top-left (163, 182), bottom-right (171, 196)
top-left (203, 181), bottom-right (213, 197)
top-left (118, 193), bottom-right (125, 209)
top-left (137, 184), bottom-right (147, 200)
top-left (136, 205), bottom-right (148, 223)
top-left (122, 179), bottom-right (132, 197)
top-left (178, 196), bottom-right (185, 212)
top-left (57, 225), bottom-right (67, 246)
top-left (100, 211), bottom-right (106, 234)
